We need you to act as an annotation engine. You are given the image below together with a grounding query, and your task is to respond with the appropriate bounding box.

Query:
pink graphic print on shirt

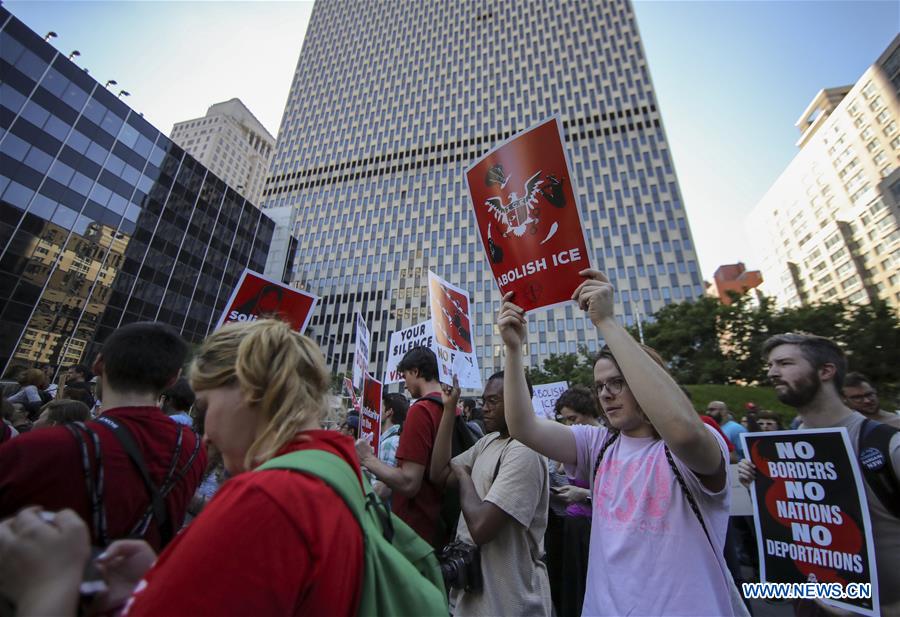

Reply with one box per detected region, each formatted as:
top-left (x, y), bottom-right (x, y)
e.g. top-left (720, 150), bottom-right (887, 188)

top-left (594, 452), bottom-right (673, 534)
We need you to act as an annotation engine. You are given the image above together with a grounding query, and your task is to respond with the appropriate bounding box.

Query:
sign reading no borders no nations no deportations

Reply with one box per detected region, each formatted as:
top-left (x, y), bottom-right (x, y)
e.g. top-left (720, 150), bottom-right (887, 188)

top-left (466, 116), bottom-right (591, 313)
top-left (217, 269), bottom-right (318, 333)
top-left (742, 429), bottom-right (879, 616)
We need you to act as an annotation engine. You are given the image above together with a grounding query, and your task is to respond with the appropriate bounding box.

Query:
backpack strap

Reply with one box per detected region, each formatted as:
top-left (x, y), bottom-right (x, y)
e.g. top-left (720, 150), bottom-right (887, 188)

top-left (258, 450), bottom-right (385, 534)
top-left (591, 431), bottom-right (620, 488)
top-left (66, 421), bottom-right (108, 546)
top-left (94, 416), bottom-right (173, 546)
top-left (857, 418), bottom-right (900, 520)
top-left (664, 446), bottom-right (713, 546)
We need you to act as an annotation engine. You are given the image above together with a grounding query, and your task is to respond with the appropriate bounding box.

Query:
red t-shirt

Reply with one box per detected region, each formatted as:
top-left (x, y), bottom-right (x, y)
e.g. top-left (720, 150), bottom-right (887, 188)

top-left (0, 406), bottom-right (206, 550)
top-left (700, 415), bottom-right (735, 452)
top-left (392, 392), bottom-right (446, 547)
top-left (123, 430), bottom-right (364, 617)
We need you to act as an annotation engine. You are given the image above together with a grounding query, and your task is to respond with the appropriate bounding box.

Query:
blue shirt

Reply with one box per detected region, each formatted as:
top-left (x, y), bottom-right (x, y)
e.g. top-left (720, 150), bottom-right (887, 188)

top-left (720, 420), bottom-right (748, 458)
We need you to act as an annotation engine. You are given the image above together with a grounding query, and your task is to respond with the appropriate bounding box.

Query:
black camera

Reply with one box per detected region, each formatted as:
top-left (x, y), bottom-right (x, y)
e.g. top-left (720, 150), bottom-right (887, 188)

top-left (438, 540), bottom-right (483, 592)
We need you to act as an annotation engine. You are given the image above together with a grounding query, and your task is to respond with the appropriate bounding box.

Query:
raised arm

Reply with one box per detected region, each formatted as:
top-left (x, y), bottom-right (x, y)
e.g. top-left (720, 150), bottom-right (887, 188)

top-left (499, 292), bottom-right (578, 466)
top-left (573, 270), bottom-right (724, 485)
top-left (429, 376), bottom-right (460, 489)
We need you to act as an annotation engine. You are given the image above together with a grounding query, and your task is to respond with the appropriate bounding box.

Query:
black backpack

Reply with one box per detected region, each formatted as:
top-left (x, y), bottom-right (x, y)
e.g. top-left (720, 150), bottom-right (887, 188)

top-left (418, 395), bottom-right (479, 543)
top-left (858, 418), bottom-right (900, 520)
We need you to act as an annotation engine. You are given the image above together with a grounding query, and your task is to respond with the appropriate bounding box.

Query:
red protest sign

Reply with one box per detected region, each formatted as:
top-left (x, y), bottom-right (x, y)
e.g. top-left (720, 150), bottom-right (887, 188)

top-left (216, 269), bottom-right (318, 333)
top-left (360, 374), bottom-right (383, 456)
top-left (466, 116), bottom-right (590, 312)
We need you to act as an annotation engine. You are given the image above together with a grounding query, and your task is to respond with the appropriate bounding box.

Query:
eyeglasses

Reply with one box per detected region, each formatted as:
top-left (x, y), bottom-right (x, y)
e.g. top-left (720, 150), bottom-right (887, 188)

top-left (595, 377), bottom-right (626, 396)
top-left (846, 392), bottom-right (877, 403)
top-left (477, 395), bottom-right (503, 408)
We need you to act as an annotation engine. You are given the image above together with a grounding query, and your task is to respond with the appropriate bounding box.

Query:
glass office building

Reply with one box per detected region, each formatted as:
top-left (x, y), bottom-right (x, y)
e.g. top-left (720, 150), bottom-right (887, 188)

top-left (264, 0), bottom-right (704, 381)
top-left (0, 7), bottom-right (274, 376)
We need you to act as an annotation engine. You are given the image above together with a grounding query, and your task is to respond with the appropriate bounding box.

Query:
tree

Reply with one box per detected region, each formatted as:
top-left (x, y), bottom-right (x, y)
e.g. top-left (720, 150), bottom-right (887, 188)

top-left (841, 300), bottom-right (900, 401)
top-left (636, 296), bottom-right (732, 384)
top-left (525, 347), bottom-right (594, 387)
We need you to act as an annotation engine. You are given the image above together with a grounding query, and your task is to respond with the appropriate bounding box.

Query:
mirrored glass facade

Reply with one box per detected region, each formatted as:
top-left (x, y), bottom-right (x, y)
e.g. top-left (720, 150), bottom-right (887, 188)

top-left (264, 0), bottom-right (703, 381)
top-left (0, 8), bottom-right (274, 376)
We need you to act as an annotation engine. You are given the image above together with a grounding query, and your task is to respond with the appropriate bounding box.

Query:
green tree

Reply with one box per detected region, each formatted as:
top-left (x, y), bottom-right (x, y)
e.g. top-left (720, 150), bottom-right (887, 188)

top-left (637, 296), bottom-right (731, 384)
top-left (525, 348), bottom-right (595, 387)
top-left (717, 293), bottom-right (776, 385)
top-left (841, 300), bottom-right (900, 401)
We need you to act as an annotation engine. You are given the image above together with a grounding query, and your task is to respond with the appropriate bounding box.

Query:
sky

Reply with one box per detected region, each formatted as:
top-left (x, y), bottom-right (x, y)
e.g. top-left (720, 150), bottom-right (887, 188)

top-left (5, 0), bottom-right (899, 280)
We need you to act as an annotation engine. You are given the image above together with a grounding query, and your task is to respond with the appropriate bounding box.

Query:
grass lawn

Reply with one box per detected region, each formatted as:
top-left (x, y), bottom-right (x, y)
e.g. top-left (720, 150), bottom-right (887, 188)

top-left (684, 384), bottom-right (796, 425)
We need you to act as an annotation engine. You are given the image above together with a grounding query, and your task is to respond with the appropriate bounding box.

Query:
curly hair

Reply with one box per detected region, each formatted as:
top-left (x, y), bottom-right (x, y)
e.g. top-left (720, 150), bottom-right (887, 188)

top-left (554, 385), bottom-right (600, 418)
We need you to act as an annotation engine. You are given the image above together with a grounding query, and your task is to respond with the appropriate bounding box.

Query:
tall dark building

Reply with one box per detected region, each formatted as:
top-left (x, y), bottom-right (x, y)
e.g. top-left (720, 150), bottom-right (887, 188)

top-left (264, 0), bottom-right (704, 381)
top-left (0, 7), bottom-right (274, 376)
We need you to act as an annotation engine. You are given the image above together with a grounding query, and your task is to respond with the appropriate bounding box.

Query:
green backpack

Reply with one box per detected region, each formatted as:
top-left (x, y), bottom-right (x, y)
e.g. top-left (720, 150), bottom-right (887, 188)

top-left (257, 450), bottom-right (448, 617)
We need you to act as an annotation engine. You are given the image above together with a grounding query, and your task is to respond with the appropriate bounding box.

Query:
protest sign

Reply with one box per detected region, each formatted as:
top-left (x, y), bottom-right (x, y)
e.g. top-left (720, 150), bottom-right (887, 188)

top-left (383, 320), bottom-right (435, 384)
top-left (427, 270), bottom-right (481, 390)
top-left (531, 380), bottom-right (568, 420)
top-left (742, 429), bottom-right (879, 616)
top-left (343, 377), bottom-right (359, 412)
top-left (352, 312), bottom-right (371, 389)
top-left (359, 374), bottom-right (382, 456)
top-left (465, 116), bottom-right (590, 313)
top-left (216, 269), bottom-right (318, 333)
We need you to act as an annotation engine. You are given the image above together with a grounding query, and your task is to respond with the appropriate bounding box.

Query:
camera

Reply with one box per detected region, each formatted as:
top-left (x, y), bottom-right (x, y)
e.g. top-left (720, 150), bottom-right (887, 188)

top-left (438, 540), bottom-right (483, 592)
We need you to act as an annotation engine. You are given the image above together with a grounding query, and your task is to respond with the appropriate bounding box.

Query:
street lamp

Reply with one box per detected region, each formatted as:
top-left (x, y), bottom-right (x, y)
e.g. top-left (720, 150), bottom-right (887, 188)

top-left (118, 90), bottom-right (130, 99)
top-left (44, 31), bottom-right (57, 42)
top-left (104, 80), bottom-right (117, 88)
top-left (67, 50), bottom-right (80, 61)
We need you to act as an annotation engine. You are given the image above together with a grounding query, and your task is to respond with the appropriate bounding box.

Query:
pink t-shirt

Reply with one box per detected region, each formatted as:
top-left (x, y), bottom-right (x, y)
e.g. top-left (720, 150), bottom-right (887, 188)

top-left (570, 424), bottom-right (735, 616)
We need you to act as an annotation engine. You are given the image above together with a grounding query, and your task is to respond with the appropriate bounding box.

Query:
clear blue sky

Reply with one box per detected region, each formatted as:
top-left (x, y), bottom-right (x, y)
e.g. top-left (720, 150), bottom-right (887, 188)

top-left (6, 0), bottom-right (899, 280)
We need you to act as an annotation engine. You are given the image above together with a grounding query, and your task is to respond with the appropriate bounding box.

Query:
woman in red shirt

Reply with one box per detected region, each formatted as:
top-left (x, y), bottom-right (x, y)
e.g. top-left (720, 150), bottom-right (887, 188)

top-left (0, 319), bottom-right (364, 616)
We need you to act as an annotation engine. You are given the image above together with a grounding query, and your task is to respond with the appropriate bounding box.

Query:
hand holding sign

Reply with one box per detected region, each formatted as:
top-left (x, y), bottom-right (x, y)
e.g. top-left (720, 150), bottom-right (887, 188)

top-left (571, 269), bottom-right (615, 326)
top-left (497, 292), bottom-right (527, 353)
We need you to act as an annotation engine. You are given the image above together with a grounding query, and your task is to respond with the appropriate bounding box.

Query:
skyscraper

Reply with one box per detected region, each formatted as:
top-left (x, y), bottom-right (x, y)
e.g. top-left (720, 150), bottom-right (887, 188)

top-left (747, 35), bottom-right (900, 309)
top-left (170, 99), bottom-right (275, 206)
top-left (264, 1), bottom-right (703, 380)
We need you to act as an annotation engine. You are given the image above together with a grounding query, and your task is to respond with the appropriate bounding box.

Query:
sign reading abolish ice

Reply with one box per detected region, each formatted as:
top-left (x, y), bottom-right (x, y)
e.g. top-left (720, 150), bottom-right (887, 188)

top-left (427, 270), bottom-right (481, 389)
top-left (216, 269), bottom-right (318, 333)
top-left (742, 429), bottom-right (879, 616)
top-left (359, 374), bottom-right (382, 456)
top-left (466, 116), bottom-right (591, 313)
top-left (531, 381), bottom-right (568, 420)
top-left (352, 312), bottom-right (371, 389)
top-left (383, 320), bottom-right (435, 384)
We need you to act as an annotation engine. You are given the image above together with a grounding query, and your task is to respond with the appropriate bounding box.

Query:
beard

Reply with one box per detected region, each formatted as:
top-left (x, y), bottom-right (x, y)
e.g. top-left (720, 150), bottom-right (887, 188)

top-left (774, 372), bottom-right (821, 407)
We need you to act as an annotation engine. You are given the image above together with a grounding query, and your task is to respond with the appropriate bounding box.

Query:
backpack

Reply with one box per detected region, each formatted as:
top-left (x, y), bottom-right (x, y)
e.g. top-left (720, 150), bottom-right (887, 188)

top-left (419, 394), bottom-right (479, 540)
top-left (858, 418), bottom-right (900, 519)
top-left (66, 417), bottom-right (202, 548)
top-left (258, 450), bottom-right (448, 617)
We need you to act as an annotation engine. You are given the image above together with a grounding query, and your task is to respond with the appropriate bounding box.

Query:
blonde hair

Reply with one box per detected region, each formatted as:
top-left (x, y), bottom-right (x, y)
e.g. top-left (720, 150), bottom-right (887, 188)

top-left (190, 319), bottom-right (331, 469)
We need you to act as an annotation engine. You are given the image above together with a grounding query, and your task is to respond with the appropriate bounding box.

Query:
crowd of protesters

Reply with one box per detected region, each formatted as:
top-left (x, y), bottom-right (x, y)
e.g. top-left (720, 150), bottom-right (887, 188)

top-left (0, 269), bottom-right (897, 617)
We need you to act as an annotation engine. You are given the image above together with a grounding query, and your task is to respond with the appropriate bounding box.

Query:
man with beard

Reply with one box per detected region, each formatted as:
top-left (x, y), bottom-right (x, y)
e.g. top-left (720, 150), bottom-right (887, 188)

top-left (738, 333), bottom-right (900, 616)
top-left (842, 372), bottom-right (900, 429)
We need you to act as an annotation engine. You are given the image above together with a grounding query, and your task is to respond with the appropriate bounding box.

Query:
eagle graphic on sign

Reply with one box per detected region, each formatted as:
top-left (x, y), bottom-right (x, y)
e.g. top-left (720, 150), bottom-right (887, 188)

top-left (484, 171), bottom-right (544, 238)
